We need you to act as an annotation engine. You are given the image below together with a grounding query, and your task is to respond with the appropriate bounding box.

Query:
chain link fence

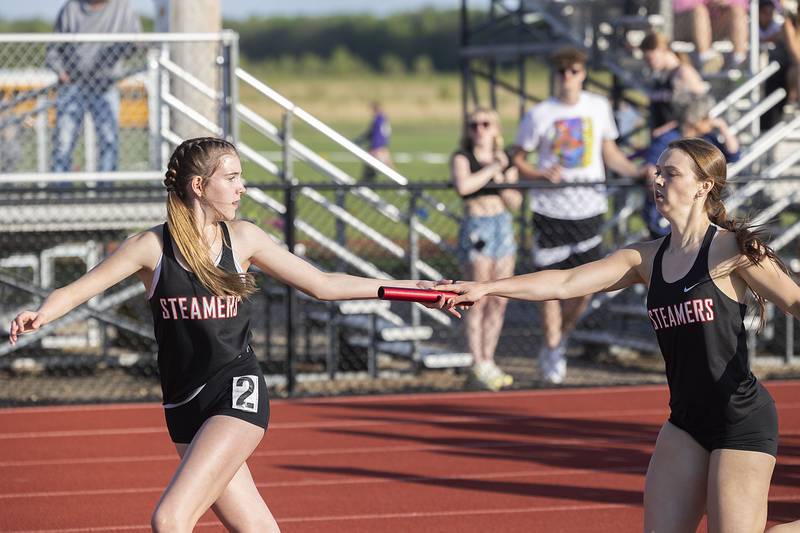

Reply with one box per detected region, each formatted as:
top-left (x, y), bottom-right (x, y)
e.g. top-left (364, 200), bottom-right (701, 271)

top-left (2, 178), bottom-right (800, 405)
top-left (0, 33), bottom-right (236, 178)
top-left (2, 32), bottom-right (800, 405)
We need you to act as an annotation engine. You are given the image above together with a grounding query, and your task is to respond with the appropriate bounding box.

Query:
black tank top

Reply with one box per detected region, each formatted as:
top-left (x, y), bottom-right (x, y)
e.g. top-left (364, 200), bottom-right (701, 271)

top-left (453, 149), bottom-right (502, 200)
top-left (646, 225), bottom-right (771, 430)
top-left (149, 222), bottom-right (252, 404)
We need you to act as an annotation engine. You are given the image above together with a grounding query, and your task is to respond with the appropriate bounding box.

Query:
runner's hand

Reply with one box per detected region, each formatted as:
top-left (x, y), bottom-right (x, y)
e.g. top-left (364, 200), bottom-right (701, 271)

top-left (416, 279), bottom-right (463, 318)
top-left (9, 311), bottom-right (45, 345)
top-left (433, 281), bottom-right (486, 308)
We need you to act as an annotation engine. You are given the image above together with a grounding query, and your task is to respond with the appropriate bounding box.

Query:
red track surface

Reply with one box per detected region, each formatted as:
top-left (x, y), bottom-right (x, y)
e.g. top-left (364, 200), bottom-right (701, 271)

top-left (1, 381), bottom-right (799, 532)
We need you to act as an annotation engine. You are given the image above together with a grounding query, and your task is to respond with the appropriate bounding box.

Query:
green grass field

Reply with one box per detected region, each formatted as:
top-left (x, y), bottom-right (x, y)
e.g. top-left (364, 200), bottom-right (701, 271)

top-left (234, 69), bottom-right (648, 261)
top-left (236, 69), bottom-right (556, 184)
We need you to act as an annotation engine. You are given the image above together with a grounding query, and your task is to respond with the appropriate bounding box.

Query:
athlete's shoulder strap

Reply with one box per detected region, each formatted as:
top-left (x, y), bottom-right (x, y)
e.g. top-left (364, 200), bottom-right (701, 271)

top-left (218, 222), bottom-right (237, 272)
top-left (161, 222), bottom-right (176, 260)
top-left (650, 233), bottom-right (671, 284)
top-left (694, 224), bottom-right (718, 275)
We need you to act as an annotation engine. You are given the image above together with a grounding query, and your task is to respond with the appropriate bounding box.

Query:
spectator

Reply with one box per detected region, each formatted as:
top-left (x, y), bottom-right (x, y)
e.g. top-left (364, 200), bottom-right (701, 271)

top-left (512, 46), bottom-right (647, 384)
top-left (357, 101), bottom-right (394, 182)
top-left (640, 30), bottom-right (708, 137)
top-left (642, 93), bottom-right (741, 238)
top-left (759, 0), bottom-right (800, 131)
top-left (673, 0), bottom-right (749, 73)
top-left (46, 0), bottom-right (141, 175)
top-left (451, 107), bottom-right (521, 391)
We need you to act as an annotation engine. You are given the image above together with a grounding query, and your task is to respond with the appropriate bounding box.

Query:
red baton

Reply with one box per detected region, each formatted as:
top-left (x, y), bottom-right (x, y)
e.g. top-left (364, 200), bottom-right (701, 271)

top-left (377, 286), bottom-right (471, 305)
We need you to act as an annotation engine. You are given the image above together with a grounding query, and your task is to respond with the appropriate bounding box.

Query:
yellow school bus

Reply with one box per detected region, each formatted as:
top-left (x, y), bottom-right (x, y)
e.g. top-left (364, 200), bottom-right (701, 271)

top-left (0, 69), bottom-right (149, 129)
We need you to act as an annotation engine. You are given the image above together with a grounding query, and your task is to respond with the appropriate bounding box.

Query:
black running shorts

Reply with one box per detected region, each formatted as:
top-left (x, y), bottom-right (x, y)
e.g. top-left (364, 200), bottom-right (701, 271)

top-left (163, 351), bottom-right (270, 444)
top-left (670, 400), bottom-right (779, 457)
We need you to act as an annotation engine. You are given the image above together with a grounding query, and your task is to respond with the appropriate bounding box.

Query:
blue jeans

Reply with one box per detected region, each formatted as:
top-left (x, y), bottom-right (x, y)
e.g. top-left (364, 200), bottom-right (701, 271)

top-left (52, 82), bottom-right (120, 173)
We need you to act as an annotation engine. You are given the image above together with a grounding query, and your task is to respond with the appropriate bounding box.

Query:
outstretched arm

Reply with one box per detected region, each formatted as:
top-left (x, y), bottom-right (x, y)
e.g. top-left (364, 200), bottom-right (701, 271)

top-left (737, 257), bottom-right (800, 319)
top-left (9, 230), bottom-right (160, 344)
top-left (238, 222), bottom-right (458, 312)
top-left (437, 245), bottom-right (647, 306)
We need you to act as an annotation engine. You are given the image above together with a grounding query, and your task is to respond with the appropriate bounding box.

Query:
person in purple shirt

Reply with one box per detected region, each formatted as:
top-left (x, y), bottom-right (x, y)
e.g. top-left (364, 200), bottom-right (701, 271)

top-left (358, 101), bottom-right (394, 182)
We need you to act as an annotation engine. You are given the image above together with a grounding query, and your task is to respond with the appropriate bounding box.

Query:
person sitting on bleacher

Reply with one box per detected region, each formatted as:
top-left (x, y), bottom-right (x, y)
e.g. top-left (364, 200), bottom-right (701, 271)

top-left (673, 0), bottom-right (750, 73)
top-left (641, 92), bottom-right (741, 238)
top-left (641, 30), bottom-right (708, 138)
top-left (759, 0), bottom-right (800, 131)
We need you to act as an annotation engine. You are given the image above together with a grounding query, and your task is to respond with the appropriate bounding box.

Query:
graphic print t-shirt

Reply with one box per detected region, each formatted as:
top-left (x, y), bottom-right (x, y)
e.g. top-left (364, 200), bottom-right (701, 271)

top-left (515, 91), bottom-right (619, 219)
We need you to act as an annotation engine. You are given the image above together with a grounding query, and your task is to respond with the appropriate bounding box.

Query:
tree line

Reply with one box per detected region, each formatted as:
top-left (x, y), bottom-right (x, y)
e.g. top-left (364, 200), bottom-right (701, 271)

top-left (229, 9), bottom-right (465, 74)
top-left (1, 9), bottom-right (474, 74)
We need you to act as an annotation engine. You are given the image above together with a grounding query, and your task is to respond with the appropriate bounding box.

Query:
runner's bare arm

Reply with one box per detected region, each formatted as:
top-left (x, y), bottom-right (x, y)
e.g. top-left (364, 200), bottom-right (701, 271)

top-left (236, 221), bottom-right (450, 303)
top-left (9, 230), bottom-right (160, 342)
top-left (737, 256), bottom-right (800, 320)
top-left (437, 244), bottom-right (648, 306)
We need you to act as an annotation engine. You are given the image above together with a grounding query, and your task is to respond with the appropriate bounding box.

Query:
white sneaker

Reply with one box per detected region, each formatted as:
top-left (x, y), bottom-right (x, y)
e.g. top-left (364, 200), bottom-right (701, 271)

top-left (549, 347), bottom-right (567, 384)
top-left (487, 361), bottom-right (513, 388)
top-left (540, 344), bottom-right (567, 385)
top-left (467, 361), bottom-right (504, 391)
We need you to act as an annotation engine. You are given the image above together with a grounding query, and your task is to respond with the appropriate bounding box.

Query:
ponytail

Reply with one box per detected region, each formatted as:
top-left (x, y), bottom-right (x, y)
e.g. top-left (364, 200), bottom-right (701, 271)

top-left (164, 138), bottom-right (257, 299)
top-left (706, 194), bottom-right (787, 331)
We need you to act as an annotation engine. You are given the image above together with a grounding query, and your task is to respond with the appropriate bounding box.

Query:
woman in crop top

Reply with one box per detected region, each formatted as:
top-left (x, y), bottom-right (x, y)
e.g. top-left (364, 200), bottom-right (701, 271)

top-left (437, 138), bottom-right (800, 531)
top-left (451, 107), bottom-right (521, 391)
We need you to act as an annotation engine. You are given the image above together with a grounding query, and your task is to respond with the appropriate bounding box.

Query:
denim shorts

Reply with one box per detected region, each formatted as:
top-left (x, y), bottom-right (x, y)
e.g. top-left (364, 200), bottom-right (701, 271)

top-left (458, 211), bottom-right (517, 262)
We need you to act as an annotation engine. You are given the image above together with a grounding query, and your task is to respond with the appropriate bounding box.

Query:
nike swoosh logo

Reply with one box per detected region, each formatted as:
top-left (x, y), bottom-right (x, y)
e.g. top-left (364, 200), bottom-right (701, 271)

top-left (683, 282), bottom-right (702, 292)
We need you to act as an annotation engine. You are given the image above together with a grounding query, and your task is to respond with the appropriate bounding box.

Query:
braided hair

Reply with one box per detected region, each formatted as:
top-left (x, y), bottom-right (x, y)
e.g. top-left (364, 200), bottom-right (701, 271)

top-left (667, 138), bottom-right (787, 330)
top-left (164, 137), bottom-right (257, 299)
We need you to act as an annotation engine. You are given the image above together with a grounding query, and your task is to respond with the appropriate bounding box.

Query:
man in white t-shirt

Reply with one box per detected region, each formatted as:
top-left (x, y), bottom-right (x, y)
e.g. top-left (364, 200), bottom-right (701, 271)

top-left (512, 46), bottom-right (645, 385)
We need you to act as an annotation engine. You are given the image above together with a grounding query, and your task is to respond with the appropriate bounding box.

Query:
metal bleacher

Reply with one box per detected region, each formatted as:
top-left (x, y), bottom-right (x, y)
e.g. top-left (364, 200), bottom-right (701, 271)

top-left (461, 0), bottom-right (800, 361)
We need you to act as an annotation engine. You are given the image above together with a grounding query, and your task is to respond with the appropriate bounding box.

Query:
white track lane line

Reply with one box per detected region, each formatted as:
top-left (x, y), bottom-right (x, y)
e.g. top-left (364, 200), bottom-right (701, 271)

top-left (0, 408), bottom-right (670, 439)
top-left (5, 402), bottom-right (800, 440)
top-left (1, 380), bottom-right (796, 416)
top-left (3, 381), bottom-right (799, 416)
top-left (0, 382), bottom-right (675, 415)
top-left (6, 453), bottom-right (800, 500)
top-left (0, 465), bottom-right (651, 500)
top-left (0, 434), bottom-right (665, 468)
top-left (12, 493), bottom-right (800, 533)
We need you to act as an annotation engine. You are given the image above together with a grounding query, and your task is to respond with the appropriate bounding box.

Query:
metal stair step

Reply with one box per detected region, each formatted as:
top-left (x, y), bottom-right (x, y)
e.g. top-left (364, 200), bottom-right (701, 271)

top-left (342, 335), bottom-right (472, 368)
top-left (571, 329), bottom-right (658, 354)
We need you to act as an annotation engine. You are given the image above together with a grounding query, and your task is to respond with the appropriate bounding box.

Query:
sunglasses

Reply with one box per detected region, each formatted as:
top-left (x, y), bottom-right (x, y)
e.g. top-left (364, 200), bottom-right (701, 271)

top-left (468, 120), bottom-right (491, 130)
top-left (556, 67), bottom-right (584, 76)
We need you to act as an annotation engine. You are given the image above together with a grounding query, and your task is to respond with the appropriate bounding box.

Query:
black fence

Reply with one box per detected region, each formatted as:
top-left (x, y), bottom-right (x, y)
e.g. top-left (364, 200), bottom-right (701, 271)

top-left (1, 177), bottom-right (799, 404)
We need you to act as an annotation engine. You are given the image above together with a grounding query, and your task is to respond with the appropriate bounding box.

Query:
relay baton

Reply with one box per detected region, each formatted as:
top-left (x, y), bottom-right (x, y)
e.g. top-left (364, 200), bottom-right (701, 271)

top-left (377, 286), bottom-right (472, 306)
